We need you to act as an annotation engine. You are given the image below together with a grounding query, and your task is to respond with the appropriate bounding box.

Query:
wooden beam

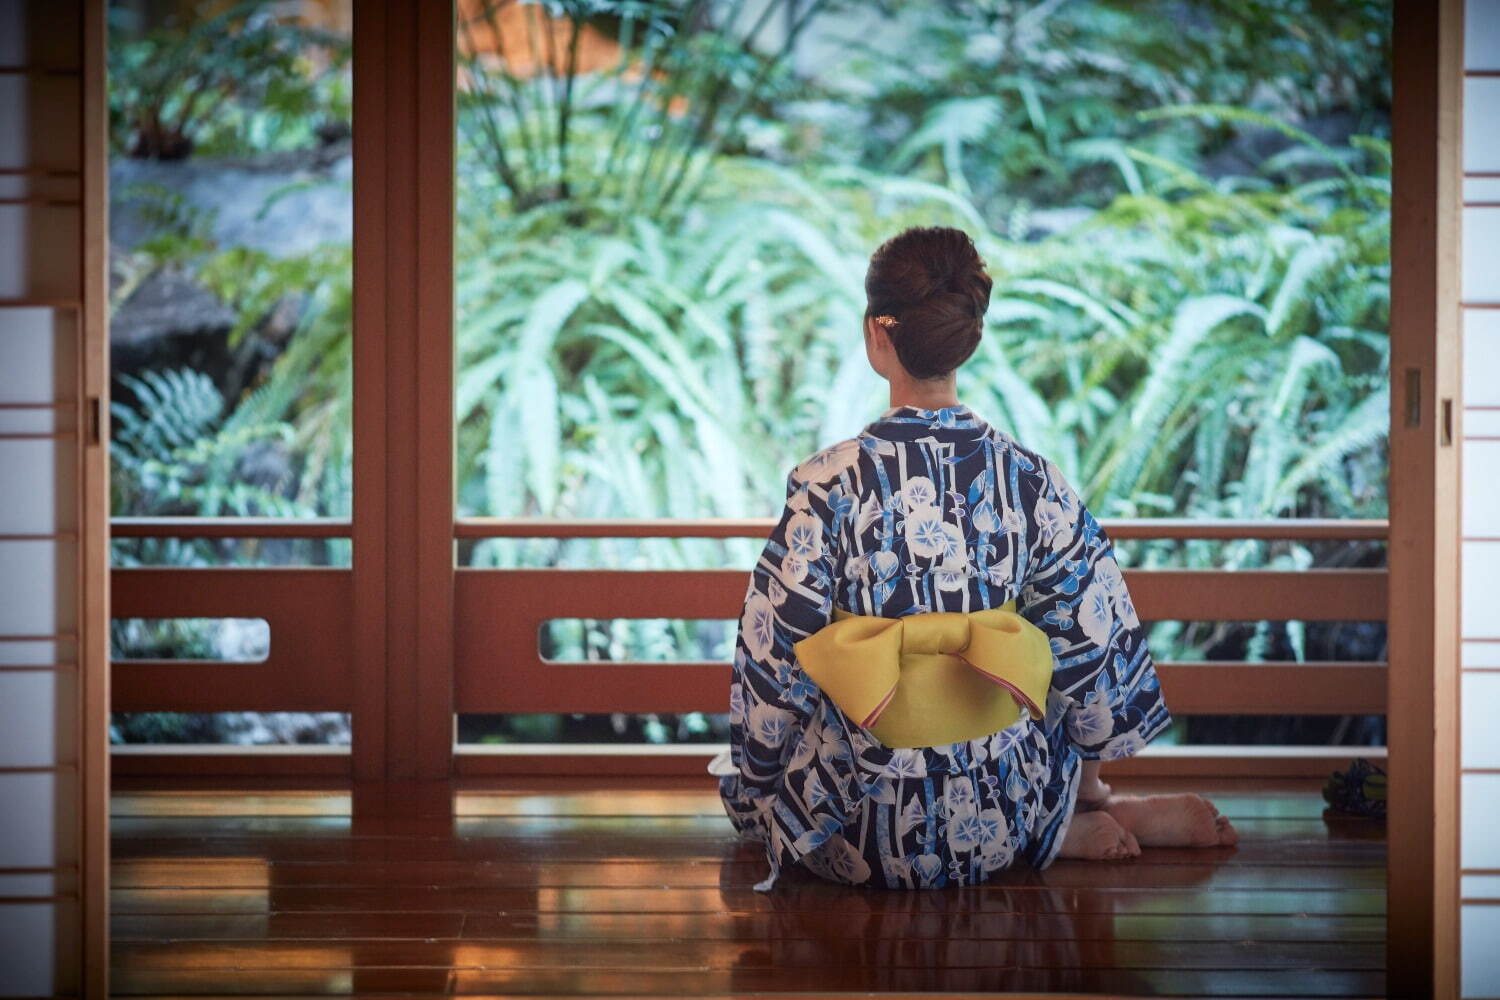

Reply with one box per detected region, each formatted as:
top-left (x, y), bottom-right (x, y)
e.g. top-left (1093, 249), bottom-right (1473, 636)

top-left (110, 569), bottom-right (354, 711)
top-left (80, 0), bottom-right (110, 992)
top-left (452, 745), bottom-right (1387, 781)
top-left (454, 567), bottom-right (1386, 623)
top-left (453, 516), bottom-right (1390, 541)
top-left (452, 659), bottom-right (1387, 717)
top-left (351, 0), bottom-right (457, 782)
top-left (1387, 0), bottom-right (1465, 993)
top-left (110, 518), bottom-right (351, 539)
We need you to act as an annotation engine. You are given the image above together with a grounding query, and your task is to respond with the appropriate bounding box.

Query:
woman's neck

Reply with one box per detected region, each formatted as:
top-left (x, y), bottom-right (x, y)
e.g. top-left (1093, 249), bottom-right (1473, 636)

top-left (888, 375), bottom-right (960, 411)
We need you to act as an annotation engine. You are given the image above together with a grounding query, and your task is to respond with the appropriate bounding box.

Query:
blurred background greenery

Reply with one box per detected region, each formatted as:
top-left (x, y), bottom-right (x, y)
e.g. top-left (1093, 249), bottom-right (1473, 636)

top-left (106, 0), bottom-right (1390, 749)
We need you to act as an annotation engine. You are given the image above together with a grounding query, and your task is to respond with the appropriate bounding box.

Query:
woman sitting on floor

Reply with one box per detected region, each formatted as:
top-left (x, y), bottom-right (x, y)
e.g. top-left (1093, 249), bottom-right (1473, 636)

top-left (710, 225), bottom-right (1238, 892)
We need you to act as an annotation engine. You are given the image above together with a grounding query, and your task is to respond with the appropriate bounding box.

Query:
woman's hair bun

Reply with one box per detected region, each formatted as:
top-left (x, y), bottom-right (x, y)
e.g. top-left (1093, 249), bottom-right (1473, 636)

top-left (864, 225), bottom-right (992, 379)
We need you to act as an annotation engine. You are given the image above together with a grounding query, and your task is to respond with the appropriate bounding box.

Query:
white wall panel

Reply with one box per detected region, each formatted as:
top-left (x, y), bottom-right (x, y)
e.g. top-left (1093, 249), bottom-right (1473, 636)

top-left (1464, 673), bottom-right (1500, 768)
top-left (1461, 541), bottom-right (1500, 639)
top-left (0, 903), bottom-right (58, 998)
top-left (0, 440), bottom-right (70, 536)
top-left (0, 76), bottom-right (81, 174)
top-left (1464, 441), bottom-right (1500, 536)
top-left (1466, 641), bottom-right (1500, 669)
top-left (1464, 905), bottom-right (1500, 997)
top-left (1468, 409), bottom-right (1500, 436)
top-left (1469, 0), bottom-right (1500, 67)
top-left (1464, 79), bottom-right (1500, 173)
top-left (0, 3), bottom-right (93, 995)
top-left (1467, 310), bottom-right (1500, 406)
top-left (0, 672), bottom-right (73, 769)
top-left (1464, 874), bottom-right (1500, 899)
top-left (0, 308), bottom-right (72, 403)
top-left (1463, 207), bottom-right (1500, 305)
top-left (0, 773), bottom-right (59, 869)
top-left (0, 540), bottom-right (68, 636)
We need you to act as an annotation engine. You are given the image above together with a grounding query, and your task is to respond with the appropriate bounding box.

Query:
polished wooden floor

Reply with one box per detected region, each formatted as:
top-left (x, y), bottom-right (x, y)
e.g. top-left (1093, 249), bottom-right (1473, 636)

top-left (109, 775), bottom-right (1385, 997)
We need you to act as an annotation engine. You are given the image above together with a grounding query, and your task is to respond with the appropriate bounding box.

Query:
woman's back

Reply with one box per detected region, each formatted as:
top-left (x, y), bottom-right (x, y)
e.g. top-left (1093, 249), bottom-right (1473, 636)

top-left (719, 400), bottom-right (1172, 890)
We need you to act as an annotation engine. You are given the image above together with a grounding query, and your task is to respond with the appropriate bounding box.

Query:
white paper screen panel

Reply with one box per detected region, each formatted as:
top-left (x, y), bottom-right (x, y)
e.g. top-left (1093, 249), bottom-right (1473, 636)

top-left (1465, 309), bottom-right (1500, 406)
top-left (0, 76), bottom-right (82, 174)
top-left (1465, 906), bottom-right (1500, 997)
top-left (1463, 441), bottom-right (1500, 536)
top-left (1461, 1), bottom-right (1500, 996)
top-left (0, 772), bottom-right (69, 870)
top-left (0, 1), bottom-right (79, 68)
top-left (0, 672), bottom-right (75, 769)
top-left (1469, 0), bottom-right (1500, 66)
top-left (1464, 78), bottom-right (1500, 173)
top-left (0, 639), bottom-right (74, 668)
top-left (0, 203), bottom-right (81, 302)
top-left (0, 903), bottom-right (74, 998)
top-left (0, 308), bottom-right (75, 402)
top-left (0, 0), bottom-right (89, 995)
top-left (0, 440), bottom-right (72, 535)
top-left (0, 540), bottom-right (75, 637)
top-left (1460, 542), bottom-right (1500, 640)
top-left (1464, 674), bottom-right (1500, 769)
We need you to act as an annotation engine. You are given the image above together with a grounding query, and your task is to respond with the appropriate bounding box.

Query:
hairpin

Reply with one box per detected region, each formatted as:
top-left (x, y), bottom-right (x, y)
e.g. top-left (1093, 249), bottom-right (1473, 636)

top-left (873, 314), bottom-right (898, 328)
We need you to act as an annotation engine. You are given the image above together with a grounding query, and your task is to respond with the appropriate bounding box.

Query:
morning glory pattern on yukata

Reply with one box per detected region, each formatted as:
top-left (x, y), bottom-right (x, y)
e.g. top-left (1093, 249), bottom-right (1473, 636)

top-left (716, 403), bottom-right (1171, 891)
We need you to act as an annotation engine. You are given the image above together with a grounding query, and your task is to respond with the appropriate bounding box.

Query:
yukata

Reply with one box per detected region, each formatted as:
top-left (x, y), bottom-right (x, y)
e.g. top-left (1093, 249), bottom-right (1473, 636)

top-left (713, 402), bottom-right (1171, 891)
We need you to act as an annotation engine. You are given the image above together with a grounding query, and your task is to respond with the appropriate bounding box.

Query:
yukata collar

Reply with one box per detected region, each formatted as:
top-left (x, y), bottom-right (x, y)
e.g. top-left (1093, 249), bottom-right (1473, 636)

top-left (861, 402), bottom-right (990, 441)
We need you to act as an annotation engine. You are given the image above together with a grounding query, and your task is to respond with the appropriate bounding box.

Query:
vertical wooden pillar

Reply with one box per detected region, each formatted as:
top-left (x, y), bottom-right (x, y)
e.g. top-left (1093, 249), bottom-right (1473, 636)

top-left (352, 0), bottom-right (456, 782)
top-left (80, 2), bottom-right (111, 990)
top-left (1388, 0), bottom-right (1464, 994)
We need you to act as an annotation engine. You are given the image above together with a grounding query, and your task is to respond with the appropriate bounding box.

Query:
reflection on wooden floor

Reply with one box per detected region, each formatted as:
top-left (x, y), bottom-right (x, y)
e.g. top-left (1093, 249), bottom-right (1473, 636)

top-left (110, 776), bottom-right (1385, 996)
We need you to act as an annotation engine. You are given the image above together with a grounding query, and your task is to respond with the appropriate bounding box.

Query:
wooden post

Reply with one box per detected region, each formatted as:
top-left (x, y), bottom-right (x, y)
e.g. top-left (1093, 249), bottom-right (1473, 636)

top-left (81, 1), bottom-right (111, 991)
top-left (1387, 0), bottom-right (1465, 994)
top-left (352, 0), bottom-right (456, 782)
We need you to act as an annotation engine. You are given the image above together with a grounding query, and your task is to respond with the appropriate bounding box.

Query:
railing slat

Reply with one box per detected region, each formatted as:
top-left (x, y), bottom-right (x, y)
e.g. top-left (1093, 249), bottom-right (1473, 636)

top-left (449, 660), bottom-right (1386, 716)
top-left (452, 517), bottom-right (1388, 541)
top-left (454, 567), bottom-right (1386, 623)
top-left (107, 516), bottom-right (1389, 541)
top-left (111, 568), bottom-right (353, 711)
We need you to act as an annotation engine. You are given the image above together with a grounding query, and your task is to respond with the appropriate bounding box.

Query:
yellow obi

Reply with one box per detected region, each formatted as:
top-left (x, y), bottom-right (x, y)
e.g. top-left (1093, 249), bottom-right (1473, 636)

top-left (791, 599), bottom-right (1054, 749)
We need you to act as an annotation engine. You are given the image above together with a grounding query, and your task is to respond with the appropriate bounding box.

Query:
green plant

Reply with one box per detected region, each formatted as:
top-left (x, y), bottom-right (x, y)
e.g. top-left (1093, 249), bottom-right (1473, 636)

top-left (108, 0), bottom-right (350, 159)
top-left (457, 0), bottom-right (838, 221)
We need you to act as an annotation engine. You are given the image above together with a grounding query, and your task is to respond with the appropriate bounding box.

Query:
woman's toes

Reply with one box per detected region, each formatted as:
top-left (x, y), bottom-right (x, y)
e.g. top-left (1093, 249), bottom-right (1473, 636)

top-left (1105, 793), bottom-right (1223, 848)
top-left (1059, 810), bottom-right (1138, 861)
top-left (1123, 828), bottom-right (1142, 856)
top-left (1216, 817), bottom-right (1239, 846)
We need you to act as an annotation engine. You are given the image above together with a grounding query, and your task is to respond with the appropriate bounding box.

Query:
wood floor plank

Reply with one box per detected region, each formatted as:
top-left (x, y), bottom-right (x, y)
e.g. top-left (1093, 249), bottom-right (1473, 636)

top-left (111, 812), bottom-right (1375, 833)
top-left (109, 965), bottom-right (1386, 997)
top-left (111, 937), bottom-right (1383, 971)
top-left (109, 835), bottom-right (1386, 869)
top-left (109, 857), bottom-right (1384, 891)
top-left (107, 780), bottom-right (1387, 997)
top-left (112, 910), bottom-right (1386, 943)
top-left (109, 884), bottom-right (1386, 916)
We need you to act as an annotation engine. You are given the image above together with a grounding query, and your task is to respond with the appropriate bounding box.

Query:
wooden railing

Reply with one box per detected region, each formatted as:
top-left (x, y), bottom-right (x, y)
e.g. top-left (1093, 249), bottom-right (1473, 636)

top-left (109, 517), bottom-right (1388, 778)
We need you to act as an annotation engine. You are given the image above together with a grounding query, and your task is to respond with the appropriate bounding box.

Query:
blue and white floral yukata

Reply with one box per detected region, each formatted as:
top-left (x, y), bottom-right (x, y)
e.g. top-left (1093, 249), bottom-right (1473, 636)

top-left (713, 403), bottom-right (1172, 891)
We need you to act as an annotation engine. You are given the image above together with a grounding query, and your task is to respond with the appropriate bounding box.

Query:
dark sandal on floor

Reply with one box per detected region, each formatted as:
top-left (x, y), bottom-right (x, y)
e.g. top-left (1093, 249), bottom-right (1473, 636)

top-left (1321, 757), bottom-right (1386, 820)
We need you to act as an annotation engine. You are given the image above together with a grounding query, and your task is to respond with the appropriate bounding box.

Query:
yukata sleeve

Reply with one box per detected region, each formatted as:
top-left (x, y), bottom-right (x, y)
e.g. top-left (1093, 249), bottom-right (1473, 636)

top-left (718, 467), bottom-right (839, 846)
top-left (1015, 457), bottom-right (1172, 761)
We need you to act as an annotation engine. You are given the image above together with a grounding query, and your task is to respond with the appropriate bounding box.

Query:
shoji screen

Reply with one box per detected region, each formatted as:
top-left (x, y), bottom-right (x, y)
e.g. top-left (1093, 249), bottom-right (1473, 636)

top-left (0, 0), bottom-right (109, 995)
top-left (1462, 0), bottom-right (1500, 995)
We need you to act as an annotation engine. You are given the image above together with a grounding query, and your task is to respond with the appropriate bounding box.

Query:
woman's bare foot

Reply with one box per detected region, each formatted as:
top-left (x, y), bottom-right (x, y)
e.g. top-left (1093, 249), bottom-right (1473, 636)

top-left (1057, 810), bottom-right (1142, 861)
top-left (1076, 776), bottom-right (1112, 811)
top-left (1102, 793), bottom-right (1239, 848)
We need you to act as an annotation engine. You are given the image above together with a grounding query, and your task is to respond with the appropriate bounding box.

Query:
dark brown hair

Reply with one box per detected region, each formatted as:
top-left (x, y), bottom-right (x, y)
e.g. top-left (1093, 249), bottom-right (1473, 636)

top-left (864, 225), bottom-right (992, 380)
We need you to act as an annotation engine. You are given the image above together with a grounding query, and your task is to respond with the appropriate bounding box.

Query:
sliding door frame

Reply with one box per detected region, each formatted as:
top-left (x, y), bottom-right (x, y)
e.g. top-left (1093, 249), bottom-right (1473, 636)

top-left (1386, 0), bottom-right (1465, 994)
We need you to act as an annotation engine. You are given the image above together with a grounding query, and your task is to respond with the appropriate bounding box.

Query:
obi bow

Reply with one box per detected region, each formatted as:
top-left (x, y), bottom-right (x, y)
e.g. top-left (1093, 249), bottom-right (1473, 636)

top-left (791, 599), bottom-right (1054, 749)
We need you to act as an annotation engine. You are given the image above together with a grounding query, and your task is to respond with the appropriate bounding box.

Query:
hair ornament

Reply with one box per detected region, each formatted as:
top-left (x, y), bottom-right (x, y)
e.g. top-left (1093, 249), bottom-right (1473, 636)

top-left (873, 314), bottom-right (898, 328)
